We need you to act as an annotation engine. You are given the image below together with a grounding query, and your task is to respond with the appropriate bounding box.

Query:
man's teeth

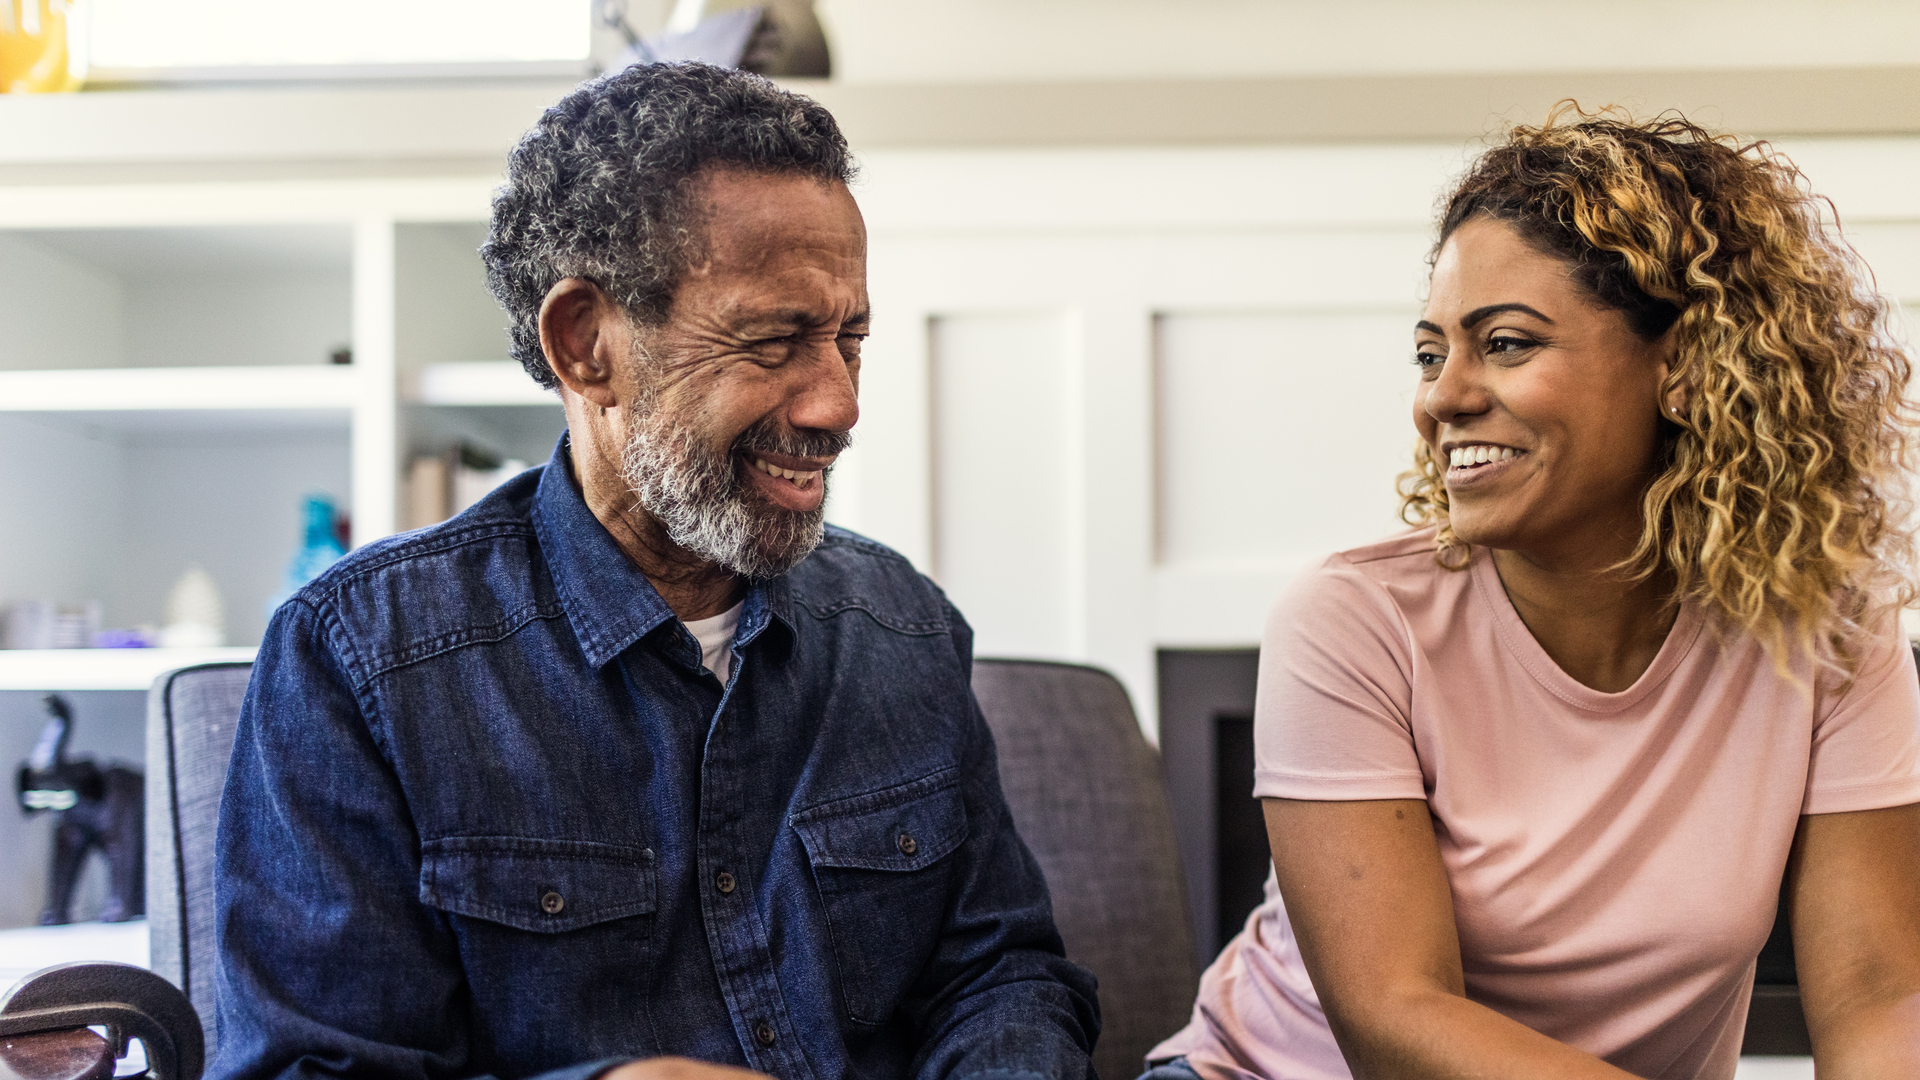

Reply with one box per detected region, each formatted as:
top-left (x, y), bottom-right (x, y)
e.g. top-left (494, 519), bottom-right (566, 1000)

top-left (752, 457), bottom-right (822, 487)
top-left (1448, 446), bottom-right (1519, 468)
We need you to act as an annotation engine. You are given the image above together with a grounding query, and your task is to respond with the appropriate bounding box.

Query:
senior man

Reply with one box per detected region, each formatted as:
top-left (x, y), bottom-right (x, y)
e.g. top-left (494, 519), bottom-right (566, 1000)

top-left (212, 63), bottom-right (1098, 1080)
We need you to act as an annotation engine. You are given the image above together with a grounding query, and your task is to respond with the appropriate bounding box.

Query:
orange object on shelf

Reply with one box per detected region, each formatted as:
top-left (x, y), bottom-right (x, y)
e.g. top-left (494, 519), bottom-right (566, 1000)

top-left (1, 0), bottom-right (87, 93)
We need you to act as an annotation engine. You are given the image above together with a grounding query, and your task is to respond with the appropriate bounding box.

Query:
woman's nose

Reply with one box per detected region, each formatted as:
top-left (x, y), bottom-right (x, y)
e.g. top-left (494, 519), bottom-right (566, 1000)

top-left (1421, 356), bottom-right (1488, 426)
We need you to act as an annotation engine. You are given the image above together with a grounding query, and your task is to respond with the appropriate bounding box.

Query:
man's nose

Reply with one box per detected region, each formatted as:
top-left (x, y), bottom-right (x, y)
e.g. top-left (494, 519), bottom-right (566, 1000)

top-left (788, 344), bottom-right (859, 434)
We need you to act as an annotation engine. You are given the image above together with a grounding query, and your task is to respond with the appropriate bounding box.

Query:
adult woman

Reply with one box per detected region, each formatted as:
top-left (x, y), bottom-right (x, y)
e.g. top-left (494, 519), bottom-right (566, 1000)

top-left (1149, 109), bottom-right (1920, 1080)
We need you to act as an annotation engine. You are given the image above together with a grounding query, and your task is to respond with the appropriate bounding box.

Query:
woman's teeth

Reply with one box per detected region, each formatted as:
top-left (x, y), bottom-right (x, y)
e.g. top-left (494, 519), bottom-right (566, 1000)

top-left (1448, 445), bottom-right (1519, 468)
top-left (752, 456), bottom-right (821, 489)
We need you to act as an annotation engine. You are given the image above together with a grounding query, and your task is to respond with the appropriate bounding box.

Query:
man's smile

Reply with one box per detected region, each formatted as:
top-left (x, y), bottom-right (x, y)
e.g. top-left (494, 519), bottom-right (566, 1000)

top-left (747, 453), bottom-right (832, 490)
top-left (740, 448), bottom-right (837, 511)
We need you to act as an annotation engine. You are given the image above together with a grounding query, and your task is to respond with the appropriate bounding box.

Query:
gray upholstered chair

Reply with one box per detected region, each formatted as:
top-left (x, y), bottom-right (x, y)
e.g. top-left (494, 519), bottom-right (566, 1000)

top-left (971, 659), bottom-right (1200, 1080)
top-left (142, 657), bottom-right (1196, 1073)
top-left (145, 663), bottom-right (253, 1054)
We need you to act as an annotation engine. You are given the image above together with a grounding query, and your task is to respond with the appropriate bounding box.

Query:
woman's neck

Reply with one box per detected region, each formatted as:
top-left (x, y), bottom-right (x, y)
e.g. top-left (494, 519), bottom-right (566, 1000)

top-left (1489, 546), bottom-right (1680, 694)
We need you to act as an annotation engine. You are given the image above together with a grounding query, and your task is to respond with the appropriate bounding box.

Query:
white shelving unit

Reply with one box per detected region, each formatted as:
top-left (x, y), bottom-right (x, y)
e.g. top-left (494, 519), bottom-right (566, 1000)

top-left (0, 648), bottom-right (257, 691)
top-left (410, 361), bottom-right (557, 406)
top-left (0, 180), bottom-right (562, 686)
top-left (0, 365), bottom-right (360, 412)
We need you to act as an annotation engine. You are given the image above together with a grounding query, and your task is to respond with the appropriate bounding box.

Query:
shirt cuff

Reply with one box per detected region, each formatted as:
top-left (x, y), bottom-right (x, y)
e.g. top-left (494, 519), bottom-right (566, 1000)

top-left (1802, 774), bottom-right (1920, 816)
top-left (1252, 768), bottom-right (1426, 802)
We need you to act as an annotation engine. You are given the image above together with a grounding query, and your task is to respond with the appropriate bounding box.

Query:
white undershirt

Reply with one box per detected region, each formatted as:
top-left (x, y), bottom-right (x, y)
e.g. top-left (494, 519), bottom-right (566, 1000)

top-left (680, 600), bottom-right (743, 683)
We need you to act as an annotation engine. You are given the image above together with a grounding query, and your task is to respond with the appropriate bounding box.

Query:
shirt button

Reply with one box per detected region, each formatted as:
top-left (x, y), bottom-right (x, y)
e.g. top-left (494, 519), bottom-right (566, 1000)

top-left (715, 871), bottom-right (737, 894)
top-left (754, 1021), bottom-right (777, 1047)
top-left (897, 832), bottom-right (918, 856)
top-left (540, 891), bottom-right (565, 915)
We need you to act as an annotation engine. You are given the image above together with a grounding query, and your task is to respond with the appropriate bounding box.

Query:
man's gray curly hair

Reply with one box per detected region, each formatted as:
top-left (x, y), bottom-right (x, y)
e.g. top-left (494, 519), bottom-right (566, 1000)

top-left (482, 62), bottom-right (857, 389)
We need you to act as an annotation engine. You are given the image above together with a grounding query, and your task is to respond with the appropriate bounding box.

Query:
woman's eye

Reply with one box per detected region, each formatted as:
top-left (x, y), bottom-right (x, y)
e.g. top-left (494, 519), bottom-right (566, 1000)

top-left (1412, 350), bottom-right (1444, 368)
top-left (1487, 335), bottom-right (1536, 354)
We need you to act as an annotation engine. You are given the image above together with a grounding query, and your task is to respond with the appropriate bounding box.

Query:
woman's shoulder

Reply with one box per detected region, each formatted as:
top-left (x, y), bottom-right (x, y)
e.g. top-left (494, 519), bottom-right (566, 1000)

top-left (1325, 526), bottom-right (1449, 573)
top-left (1271, 527), bottom-right (1474, 645)
top-left (1289, 527), bottom-right (1468, 602)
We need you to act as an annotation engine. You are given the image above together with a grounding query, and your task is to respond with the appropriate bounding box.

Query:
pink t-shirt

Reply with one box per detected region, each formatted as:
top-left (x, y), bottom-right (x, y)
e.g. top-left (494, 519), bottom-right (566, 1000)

top-left (1152, 529), bottom-right (1920, 1080)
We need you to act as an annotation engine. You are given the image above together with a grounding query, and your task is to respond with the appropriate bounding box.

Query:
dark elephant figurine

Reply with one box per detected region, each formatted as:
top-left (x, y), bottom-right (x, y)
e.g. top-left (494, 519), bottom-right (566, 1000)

top-left (15, 694), bottom-right (145, 925)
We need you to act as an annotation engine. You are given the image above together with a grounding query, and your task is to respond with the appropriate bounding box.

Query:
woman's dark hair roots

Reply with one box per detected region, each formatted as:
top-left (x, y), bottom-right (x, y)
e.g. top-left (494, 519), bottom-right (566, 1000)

top-left (1436, 128), bottom-right (1687, 342)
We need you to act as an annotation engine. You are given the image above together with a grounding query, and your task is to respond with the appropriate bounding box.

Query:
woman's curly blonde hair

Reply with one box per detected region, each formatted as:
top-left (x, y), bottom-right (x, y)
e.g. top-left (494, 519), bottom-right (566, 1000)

top-left (1399, 103), bottom-right (1918, 673)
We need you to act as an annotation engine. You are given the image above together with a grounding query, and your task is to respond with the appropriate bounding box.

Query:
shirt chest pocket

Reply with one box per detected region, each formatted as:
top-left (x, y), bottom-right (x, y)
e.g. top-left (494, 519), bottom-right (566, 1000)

top-left (420, 836), bottom-right (658, 930)
top-left (790, 773), bottom-right (969, 1026)
top-left (417, 838), bottom-right (659, 1061)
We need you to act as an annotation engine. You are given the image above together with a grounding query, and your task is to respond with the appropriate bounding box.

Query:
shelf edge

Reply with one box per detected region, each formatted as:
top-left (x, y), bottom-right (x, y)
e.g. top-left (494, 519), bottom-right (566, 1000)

top-left (0, 647), bottom-right (259, 691)
top-left (408, 361), bottom-right (559, 406)
top-left (0, 365), bottom-right (363, 412)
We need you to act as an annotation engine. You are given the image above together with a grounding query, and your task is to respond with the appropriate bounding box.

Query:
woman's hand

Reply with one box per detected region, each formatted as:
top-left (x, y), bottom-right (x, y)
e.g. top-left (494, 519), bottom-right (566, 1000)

top-left (1264, 798), bottom-right (1643, 1079)
top-left (1790, 801), bottom-right (1920, 1079)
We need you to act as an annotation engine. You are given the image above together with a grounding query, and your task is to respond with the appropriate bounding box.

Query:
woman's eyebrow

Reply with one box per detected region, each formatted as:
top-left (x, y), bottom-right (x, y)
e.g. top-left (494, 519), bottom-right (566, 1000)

top-left (1415, 319), bottom-right (1445, 336)
top-left (1462, 302), bottom-right (1554, 328)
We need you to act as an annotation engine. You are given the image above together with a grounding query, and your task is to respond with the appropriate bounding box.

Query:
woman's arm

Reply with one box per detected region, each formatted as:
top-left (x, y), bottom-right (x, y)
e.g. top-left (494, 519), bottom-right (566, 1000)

top-left (1789, 801), bottom-right (1920, 1079)
top-left (1264, 797), bottom-right (1642, 1080)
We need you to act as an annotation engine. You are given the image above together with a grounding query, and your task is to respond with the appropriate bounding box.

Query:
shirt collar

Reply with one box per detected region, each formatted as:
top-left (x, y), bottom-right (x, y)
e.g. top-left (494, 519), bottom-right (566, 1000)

top-left (531, 433), bottom-right (795, 670)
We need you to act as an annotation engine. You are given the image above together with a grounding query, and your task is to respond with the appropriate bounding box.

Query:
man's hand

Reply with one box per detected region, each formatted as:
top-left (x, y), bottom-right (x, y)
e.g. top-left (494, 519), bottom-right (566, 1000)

top-left (603, 1057), bottom-right (772, 1080)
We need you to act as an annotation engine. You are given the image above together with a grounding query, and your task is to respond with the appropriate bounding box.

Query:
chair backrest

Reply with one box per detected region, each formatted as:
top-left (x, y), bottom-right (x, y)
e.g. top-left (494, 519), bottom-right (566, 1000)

top-left (145, 663), bottom-right (253, 1052)
top-left (971, 659), bottom-right (1200, 1080)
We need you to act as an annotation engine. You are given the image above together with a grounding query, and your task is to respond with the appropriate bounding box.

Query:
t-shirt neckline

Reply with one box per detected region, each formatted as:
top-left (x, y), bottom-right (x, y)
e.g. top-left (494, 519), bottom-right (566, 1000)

top-left (1468, 547), bottom-right (1704, 714)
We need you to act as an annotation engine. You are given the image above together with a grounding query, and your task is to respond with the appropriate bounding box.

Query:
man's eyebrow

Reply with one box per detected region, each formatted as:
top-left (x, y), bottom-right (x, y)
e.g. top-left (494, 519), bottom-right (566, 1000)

top-left (739, 309), bottom-right (815, 331)
top-left (738, 307), bottom-right (872, 332)
top-left (1461, 302), bottom-right (1554, 328)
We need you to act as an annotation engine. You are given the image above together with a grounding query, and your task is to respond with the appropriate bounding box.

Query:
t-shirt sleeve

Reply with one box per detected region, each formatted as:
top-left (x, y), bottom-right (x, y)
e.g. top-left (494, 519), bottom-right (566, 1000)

top-left (1804, 620), bottom-right (1920, 815)
top-left (1252, 553), bottom-right (1426, 801)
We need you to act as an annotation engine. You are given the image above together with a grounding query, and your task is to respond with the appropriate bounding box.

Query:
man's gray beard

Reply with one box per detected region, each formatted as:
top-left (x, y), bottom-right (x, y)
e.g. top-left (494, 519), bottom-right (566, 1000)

top-left (619, 398), bottom-right (843, 581)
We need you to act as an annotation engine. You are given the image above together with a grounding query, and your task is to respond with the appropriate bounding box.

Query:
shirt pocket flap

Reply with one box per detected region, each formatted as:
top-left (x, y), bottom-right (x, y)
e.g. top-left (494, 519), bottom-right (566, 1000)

top-left (418, 836), bottom-right (657, 933)
top-left (790, 772), bottom-right (969, 872)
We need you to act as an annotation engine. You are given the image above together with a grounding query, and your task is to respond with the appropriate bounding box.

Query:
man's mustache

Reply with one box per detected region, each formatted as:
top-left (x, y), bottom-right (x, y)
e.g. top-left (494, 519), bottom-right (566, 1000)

top-left (731, 418), bottom-right (851, 461)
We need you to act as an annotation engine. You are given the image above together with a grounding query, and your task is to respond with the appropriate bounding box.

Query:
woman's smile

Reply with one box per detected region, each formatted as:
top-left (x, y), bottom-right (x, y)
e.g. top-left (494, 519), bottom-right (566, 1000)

top-left (1443, 442), bottom-right (1527, 489)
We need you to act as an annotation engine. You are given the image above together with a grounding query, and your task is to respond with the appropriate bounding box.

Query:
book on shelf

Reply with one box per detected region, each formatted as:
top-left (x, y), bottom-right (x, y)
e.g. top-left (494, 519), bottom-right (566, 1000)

top-left (405, 444), bottom-right (530, 531)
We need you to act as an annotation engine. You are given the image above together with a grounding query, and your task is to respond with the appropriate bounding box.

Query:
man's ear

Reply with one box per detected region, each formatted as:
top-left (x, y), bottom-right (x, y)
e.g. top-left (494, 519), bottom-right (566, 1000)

top-left (539, 278), bottom-right (622, 410)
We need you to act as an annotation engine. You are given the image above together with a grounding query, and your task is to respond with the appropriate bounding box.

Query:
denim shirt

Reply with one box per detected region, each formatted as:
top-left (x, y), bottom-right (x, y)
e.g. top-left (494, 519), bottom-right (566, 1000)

top-left (212, 442), bottom-right (1099, 1080)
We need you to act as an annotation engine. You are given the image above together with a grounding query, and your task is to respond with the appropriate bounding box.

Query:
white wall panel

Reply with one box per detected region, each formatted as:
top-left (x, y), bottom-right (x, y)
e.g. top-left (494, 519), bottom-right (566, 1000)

top-left (125, 274), bottom-right (351, 368)
top-left (929, 312), bottom-right (1081, 660)
top-left (1156, 310), bottom-right (1420, 571)
top-left (0, 233), bottom-right (124, 371)
top-left (1846, 222), bottom-right (1920, 302)
top-left (854, 146), bottom-right (1468, 235)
